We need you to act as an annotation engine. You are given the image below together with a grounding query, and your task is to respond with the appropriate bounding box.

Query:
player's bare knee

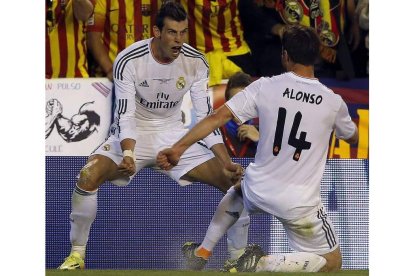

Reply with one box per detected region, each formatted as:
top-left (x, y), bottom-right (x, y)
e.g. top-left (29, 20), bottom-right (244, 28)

top-left (78, 169), bottom-right (99, 191)
top-left (78, 159), bottom-right (107, 191)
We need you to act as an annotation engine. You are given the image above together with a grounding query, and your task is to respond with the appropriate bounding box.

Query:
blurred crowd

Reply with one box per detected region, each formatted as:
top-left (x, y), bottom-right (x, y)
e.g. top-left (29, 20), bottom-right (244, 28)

top-left (46, 0), bottom-right (369, 82)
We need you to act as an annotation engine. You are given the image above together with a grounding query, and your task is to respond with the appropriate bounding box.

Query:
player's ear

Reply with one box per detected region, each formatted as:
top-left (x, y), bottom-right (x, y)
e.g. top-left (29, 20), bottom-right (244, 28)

top-left (153, 25), bottom-right (161, 38)
top-left (282, 50), bottom-right (290, 62)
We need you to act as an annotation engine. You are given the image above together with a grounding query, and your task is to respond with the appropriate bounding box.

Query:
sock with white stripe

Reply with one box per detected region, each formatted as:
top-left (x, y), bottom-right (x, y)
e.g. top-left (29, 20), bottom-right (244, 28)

top-left (69, 184), bottom-right (97, 259)
top-left (255, 252), bottom-right (327, 272)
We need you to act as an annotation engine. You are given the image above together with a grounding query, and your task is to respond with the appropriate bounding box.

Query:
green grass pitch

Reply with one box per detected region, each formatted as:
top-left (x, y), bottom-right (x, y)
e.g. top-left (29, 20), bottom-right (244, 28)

top-left (46, 269), bottom-right (369, 276)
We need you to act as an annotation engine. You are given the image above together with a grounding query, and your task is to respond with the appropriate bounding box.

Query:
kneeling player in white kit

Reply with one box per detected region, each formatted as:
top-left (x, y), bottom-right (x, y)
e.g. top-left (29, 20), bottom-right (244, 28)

top-left (157, 24), bottom-right (359, 272)
top-left (58, 2), bottom-right (249, 270)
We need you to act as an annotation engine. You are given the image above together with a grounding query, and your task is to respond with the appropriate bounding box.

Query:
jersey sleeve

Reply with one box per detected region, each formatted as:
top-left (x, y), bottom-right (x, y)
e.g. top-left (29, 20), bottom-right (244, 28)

top-left (334, 99), bottom-right (357, 140)
top-left (112, 55), bottom-right (137, 142)
top-left (190, 60), bottom-right (223, 148)
top-left (86, 0), bottom-right (106, 32)
top-left (225, 78), bottom-right (261, 125)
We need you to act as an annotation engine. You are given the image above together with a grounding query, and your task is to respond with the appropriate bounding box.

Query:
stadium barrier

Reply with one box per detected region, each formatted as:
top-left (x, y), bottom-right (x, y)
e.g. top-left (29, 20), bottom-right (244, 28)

top-left (45, 78), bottom-right (368, 158)
top-left (46, 157), bottom-right (368, 270)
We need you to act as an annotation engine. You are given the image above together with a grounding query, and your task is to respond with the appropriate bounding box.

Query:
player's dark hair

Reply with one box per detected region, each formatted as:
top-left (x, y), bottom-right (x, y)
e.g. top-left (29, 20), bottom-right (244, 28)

top-left (282, 25), bottom-right (320, 65)
top-left (225, 72), bottom-right (252, 101)
top-left (156, 1), bottom-right (187, 31)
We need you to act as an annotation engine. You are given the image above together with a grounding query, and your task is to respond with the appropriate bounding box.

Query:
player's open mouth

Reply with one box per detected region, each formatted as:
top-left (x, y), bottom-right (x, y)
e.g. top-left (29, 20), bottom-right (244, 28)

top-left (172, 46), bottom-right (181, 55)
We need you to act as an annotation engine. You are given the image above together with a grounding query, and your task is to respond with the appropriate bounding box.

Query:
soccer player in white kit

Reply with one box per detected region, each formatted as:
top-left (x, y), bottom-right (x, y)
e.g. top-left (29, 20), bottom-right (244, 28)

top-left (157, 24), bottom-right (359, 272)
top-left (58, 2), bottom-right (249, 270)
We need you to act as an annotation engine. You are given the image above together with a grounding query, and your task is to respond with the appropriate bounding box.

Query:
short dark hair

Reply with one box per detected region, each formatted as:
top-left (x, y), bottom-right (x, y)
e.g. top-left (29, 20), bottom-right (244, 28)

top-left (282, 25), bottom-right (320, 65)
top-left (156, 1), bottom-right (187, 31)
top-left (225, 72), bottom-right (252, 101)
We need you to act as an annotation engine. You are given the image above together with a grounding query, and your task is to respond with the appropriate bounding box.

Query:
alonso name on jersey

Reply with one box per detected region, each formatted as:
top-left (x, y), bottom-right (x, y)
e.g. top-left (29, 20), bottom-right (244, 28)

top-left (283, 88), bottom-right (323, 105)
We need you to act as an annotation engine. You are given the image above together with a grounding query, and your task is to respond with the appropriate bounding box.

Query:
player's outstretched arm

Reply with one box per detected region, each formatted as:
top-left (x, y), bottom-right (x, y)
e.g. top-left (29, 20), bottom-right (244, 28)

top-left (157, 148), bottom-right (181, 171)
top-left (157, 105), bottom-right (234, 170)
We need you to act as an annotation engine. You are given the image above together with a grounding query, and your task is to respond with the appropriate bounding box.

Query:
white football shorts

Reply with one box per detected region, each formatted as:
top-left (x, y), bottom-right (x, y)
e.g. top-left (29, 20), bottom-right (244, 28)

top-left (90, 129), bottom-right (214, 186)
top-left (244, 193), bottom-right (339, 255)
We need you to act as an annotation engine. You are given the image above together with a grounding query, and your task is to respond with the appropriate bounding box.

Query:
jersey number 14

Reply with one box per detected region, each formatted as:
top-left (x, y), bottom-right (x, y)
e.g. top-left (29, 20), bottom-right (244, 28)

top-left (273, 107), bottom-right (312, 161)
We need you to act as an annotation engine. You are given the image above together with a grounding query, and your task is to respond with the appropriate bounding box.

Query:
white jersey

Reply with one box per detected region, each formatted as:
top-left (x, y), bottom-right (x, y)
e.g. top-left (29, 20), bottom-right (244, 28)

top-left (110, 38), bottom-right (222, 148)
top-left (226, 72), bottom-right (356, 219)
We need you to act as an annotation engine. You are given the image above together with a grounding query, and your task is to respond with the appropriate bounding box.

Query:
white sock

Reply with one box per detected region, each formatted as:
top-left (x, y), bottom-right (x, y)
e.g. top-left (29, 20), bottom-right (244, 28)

top-left (69, 185), bottom-right (98, 259)
top-left (256, 252), bottom-right (327, 272)
top-left (200, 187), bottom-right (244, 252)
top-left (70, 246), bottom-right (86, 259)
top-left (227, 207), bottom-right (250, 260)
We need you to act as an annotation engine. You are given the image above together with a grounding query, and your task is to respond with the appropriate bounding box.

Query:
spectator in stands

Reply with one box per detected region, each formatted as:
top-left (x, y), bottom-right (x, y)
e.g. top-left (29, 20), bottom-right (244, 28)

top-left (239, 0), bottom-right (286, 77)
top-left (354, 0), bottom-right (369, 76)
top-left (221, 72), bottom-right (259, 157)
top-left (180, 0), bottom-right (257, 86)
top-left (86, 0), bottom-right (165, 80)
top-left (274, 0), bottom-right (361, 80)
top-left (46, 0), bottom-right (94, 78)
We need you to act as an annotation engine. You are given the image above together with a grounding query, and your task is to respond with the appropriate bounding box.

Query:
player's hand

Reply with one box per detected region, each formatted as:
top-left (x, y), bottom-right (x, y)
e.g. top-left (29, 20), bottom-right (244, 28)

top-left (223, 162), bottom-right (244, 185)
top-left (237, 125), bottom-right (259, 142)
top-left (156, 148), bottom-right (180, 171)
top-left (118, 156), bottom-right (136, 176)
